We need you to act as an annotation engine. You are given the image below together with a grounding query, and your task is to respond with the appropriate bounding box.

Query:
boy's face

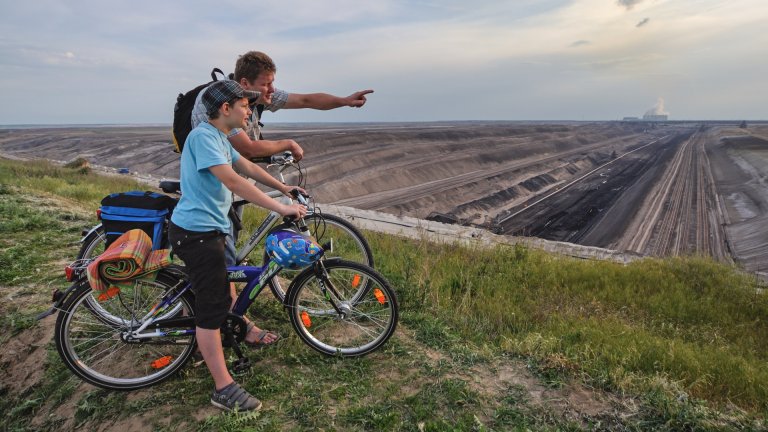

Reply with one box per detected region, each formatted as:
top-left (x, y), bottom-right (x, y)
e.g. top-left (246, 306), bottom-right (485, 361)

top-left (242, 71), bottom-right (276, 105)
top-left (224, 98), bottom-right (252, 129)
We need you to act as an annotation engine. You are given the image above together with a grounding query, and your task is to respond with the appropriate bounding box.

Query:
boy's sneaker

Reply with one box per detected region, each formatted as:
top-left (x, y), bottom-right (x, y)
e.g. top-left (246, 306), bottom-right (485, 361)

top-left (211, 382), bottom-right (262, 412)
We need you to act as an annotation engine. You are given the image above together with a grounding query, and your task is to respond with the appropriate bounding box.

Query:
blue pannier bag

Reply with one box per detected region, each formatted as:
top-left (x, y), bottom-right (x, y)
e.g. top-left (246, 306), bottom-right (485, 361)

top-left (99, 191), bottom-right (177, 250)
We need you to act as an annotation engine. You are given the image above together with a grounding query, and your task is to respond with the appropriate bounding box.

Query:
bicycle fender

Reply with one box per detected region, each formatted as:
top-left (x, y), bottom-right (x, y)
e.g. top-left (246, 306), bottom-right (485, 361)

top-left (36, 280), bottom-right (89, 320)
top-left (81, 224), bottom-right (103, 242)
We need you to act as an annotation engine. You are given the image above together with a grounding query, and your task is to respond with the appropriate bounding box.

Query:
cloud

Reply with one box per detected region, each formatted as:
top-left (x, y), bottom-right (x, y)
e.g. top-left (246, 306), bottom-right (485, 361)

top-left (1, 0), bottom-right (767, 123)
top-left (570, 40), bottom-right (591, 47)
top-left (617, 0), bottom-right (644, 10)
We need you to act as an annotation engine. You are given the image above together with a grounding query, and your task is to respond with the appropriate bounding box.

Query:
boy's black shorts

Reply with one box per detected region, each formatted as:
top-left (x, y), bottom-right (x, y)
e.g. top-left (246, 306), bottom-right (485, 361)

top-left (169, 222), bottom-right (229, 330)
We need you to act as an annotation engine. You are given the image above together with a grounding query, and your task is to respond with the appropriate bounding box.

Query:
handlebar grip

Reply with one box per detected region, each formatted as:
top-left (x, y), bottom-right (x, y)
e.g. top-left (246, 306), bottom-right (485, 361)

top-left (249, 156), bottom-right (272, 164)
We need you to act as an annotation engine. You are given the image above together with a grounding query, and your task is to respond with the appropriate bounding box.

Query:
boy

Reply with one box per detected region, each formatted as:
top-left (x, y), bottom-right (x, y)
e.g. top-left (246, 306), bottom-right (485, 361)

top-left (169, 80), bottom-right (306, 411)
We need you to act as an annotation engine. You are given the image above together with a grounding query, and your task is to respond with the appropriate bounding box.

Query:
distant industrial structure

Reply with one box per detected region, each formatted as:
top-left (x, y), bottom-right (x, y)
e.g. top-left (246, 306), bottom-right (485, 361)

top-left (642, 114), bottom-right (668, 122)
top-left (622, 114), bottom-right (668, 122)
top-left (623, 98), bottom-right (670, 122)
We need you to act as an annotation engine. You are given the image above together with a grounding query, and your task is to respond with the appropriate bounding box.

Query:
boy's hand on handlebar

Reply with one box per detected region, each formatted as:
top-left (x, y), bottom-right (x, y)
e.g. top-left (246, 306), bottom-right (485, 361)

top-left (281, 203), bottom-right (307, 219)
top-left (281, 184), bottom-right (307, 198)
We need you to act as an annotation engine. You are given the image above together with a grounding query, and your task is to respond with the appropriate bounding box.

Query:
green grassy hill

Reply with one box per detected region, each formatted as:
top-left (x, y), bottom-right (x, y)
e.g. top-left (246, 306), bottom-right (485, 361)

top-left (1, 157), bottom-right (766, 431)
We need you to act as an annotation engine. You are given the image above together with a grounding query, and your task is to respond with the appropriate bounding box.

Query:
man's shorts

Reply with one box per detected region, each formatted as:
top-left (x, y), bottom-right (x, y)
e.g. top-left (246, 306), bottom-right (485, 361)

top-left (169, 222), bottom-right (230, 330)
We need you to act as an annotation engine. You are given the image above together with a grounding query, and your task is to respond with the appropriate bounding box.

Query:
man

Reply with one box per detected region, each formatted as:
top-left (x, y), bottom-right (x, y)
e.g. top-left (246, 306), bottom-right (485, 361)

top-left (169, 80), bottom-right (307, 411)
top-left (189, 51), bottom-right (373, 347)
top-left (192, 50), bottom-right (374, 161)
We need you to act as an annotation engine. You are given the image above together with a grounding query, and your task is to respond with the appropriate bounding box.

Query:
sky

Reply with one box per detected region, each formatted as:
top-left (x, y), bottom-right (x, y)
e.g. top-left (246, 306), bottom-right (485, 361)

top-left (0, 0), bottom-right (766, 124)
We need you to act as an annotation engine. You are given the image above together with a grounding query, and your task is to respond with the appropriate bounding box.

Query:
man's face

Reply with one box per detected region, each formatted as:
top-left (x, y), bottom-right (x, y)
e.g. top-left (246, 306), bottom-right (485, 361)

top-left (241, 71), bottom-right (276, 105)
top-left (225, 98), bottom-right (252, 129)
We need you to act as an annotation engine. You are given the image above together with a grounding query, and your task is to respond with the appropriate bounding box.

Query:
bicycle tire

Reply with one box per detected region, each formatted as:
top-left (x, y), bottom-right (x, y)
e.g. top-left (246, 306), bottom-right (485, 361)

top-left (268, 213), bottom-right (374, 302)
top-left (286, 259), bottom-right (398, 357)
top-left (55, 271), bottom-right (196, 390)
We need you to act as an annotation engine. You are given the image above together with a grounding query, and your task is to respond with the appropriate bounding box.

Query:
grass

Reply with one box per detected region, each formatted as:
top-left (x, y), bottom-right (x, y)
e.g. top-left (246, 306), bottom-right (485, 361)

top-left (1, 157), bottom-right (766, 431)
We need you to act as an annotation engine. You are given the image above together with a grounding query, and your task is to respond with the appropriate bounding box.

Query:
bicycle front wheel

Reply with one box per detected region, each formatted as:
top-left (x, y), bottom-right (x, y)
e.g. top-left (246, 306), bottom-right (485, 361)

top-left (287, 259), bottom-right (398, 357)
top-left (268, 213), bottom-right (374, 302)
top-left (54, 272), bottom-right (196, 390)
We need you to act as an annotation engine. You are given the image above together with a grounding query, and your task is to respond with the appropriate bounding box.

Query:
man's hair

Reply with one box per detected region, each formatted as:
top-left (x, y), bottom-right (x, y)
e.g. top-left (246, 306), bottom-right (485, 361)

top-left (207, 96), bottom-right (245, 120)
top-left (234, 51), bottom-right (277, 82)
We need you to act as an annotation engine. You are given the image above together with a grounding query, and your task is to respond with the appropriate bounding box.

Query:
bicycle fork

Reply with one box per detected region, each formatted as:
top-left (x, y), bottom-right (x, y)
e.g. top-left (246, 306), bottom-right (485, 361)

top-left (311, 261), bottom-right (347, 319)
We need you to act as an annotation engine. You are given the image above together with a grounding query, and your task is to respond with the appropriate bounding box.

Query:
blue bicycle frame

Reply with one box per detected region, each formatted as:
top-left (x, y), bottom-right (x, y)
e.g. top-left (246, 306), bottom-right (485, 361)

top-left (128, 259), bottom-right (284, 340)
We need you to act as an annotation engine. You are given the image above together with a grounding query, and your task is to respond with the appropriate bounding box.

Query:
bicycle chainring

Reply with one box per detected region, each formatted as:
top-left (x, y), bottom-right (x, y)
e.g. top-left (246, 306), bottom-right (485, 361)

top-left (220, 313), bottom-right (248, 347)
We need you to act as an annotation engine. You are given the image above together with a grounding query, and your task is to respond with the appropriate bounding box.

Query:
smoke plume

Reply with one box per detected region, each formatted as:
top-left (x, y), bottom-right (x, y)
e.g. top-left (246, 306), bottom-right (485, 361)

top-left (645, 97), bottom-right (669, 116)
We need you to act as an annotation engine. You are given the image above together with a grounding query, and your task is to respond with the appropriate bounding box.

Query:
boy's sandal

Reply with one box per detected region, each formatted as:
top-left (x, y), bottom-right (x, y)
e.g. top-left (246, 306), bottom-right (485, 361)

top-left (191, 350), bottom-right (205, 368)
top-left (243, 322), bottom-right (280, 349)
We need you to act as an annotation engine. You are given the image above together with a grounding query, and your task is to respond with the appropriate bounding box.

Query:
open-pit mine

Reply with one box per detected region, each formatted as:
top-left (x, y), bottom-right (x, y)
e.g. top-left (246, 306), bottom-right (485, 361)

top-left (2, 121), bottom-right (766, 275)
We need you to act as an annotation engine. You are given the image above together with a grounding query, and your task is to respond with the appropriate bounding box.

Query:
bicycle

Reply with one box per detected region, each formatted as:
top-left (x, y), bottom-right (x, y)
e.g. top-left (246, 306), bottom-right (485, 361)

top-left (77, 152), bottom-right (373, 305)
top-left (44, 223), bottom-right (398, 391)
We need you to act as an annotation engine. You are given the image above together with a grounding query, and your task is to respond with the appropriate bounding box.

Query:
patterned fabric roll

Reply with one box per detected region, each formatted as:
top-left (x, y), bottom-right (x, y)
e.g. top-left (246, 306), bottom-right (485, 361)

top-left (86, 229), bottom-right (173, 296)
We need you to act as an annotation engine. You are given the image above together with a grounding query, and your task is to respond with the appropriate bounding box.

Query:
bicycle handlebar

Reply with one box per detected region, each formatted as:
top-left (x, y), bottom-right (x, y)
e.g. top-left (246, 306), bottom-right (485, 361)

top-left (282, 189), bottom-right (311, 224)
top-left (249, 151), bottom-right (295, 166)
top-left (290, 189), bottom-right (310, 205)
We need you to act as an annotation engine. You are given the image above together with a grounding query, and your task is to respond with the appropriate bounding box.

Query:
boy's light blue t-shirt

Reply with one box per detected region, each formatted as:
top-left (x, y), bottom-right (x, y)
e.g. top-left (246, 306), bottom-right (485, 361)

top-left (171, 122), bottom-right (241, 233)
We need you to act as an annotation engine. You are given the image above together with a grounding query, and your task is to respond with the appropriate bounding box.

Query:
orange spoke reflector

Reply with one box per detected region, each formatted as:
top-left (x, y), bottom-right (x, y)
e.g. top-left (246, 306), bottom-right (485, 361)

top-left (351, 274), bottom-right (361, 288)
top-left (374, 288), bottom-right (386, 304)
top-left (151, 356), bottom-right (173, 369)
top-left (301, 311), bottom-right (312, 328)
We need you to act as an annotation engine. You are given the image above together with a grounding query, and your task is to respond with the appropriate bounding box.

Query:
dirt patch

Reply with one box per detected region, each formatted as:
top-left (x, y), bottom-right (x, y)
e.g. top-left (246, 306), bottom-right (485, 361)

top-left (0, 296), bottom-right (54, 396)
top-left (394, 326), bottom-right (629, 427)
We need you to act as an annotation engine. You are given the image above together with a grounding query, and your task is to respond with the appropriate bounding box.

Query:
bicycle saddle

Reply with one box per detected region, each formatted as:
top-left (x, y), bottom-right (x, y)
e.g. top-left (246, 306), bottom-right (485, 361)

top-left (159, 180), bottom-right (181, 194)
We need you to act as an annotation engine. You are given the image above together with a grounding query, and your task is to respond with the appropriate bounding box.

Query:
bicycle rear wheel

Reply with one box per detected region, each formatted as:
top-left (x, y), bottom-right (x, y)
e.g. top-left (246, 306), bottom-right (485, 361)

top-left (77, 224), bottom-right (184, 326)
top-left (54, 272), bottom-right (196, 390)
top-left (268, 213), bottom-right (374, 302)
top-left (77, 224), bottom-right (106, 260)
top-left (286, 259), bottom-right (398, 357)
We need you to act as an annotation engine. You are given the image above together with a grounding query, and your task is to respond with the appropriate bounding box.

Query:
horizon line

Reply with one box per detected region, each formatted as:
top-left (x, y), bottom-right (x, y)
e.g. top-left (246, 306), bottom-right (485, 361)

top-left (2, 119), bottom-right (767, 128)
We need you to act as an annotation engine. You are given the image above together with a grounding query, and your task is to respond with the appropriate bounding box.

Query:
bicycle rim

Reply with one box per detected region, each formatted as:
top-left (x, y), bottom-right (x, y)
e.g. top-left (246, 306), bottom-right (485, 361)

top-left (55, 275), bottom-right (195, 390)
top-left (79, 225), bottom-right (183, 325)
top-left (269, 213), bottom-right (374, 302)
top-left (287, 260), bottom-right (398, 357)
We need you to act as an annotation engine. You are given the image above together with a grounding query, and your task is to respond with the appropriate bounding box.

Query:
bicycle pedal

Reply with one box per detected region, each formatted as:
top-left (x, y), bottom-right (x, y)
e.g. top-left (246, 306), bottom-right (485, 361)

top-left (231, 357), bottom-right (252, 374)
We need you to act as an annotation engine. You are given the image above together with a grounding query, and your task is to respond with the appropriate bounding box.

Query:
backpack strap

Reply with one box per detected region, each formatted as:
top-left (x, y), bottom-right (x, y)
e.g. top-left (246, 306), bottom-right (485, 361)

top-left (211, 68), bottom-right (225, 81)
top-left (256, 104), bottom-right (265, 139)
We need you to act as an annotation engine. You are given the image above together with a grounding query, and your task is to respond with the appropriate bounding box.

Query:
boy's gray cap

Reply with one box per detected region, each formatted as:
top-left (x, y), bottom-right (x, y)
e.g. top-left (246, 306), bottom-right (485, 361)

top-left (203, 80), bottom-right (261, 115)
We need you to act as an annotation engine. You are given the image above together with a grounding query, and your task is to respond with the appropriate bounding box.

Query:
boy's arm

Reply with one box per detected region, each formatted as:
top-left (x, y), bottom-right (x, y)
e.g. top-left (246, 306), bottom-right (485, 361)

top-left (228, 130), bottom-right (304, 161)
top-left (284, 89), bottom-right (374, 110)
top-left (209, 164), bottom-right (305, 218)
top-left (231, 157), bottom-right (300, 197)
